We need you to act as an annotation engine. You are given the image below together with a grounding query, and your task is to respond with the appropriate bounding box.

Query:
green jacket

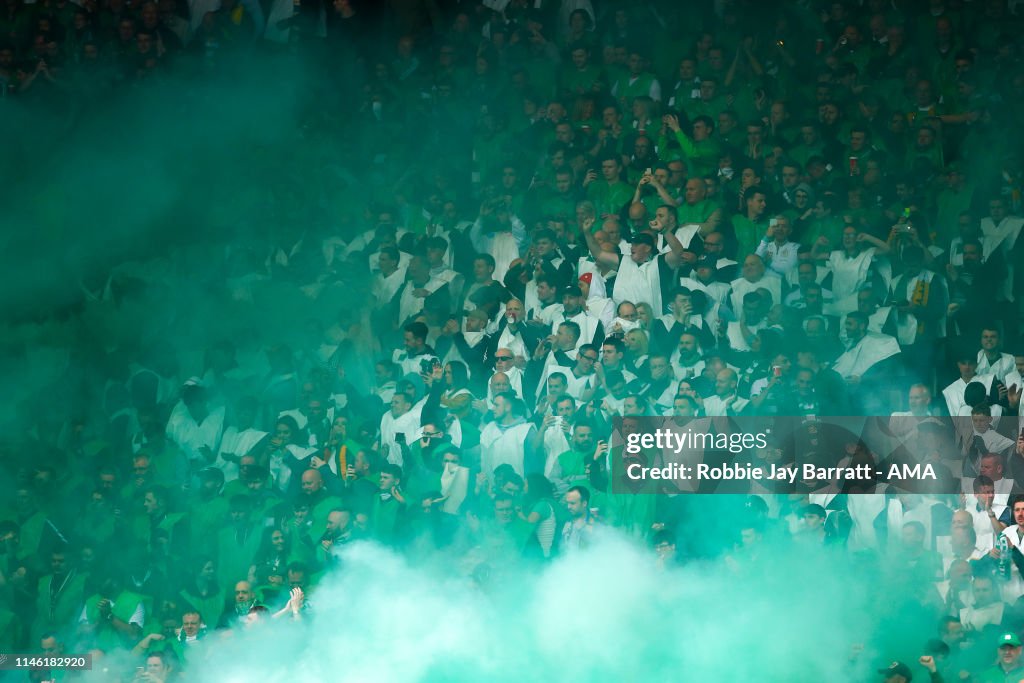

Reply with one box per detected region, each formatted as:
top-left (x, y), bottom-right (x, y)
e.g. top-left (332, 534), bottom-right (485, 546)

top-left (665, 129), bottom-right (721, 179)
top-left (216, 524), bottom-right (262, 590)
top-left (977, 664), bottom-right (1024, 683)
top-left (179, 587), bottom-right (226, 631)
top-left (83, 590), bottom-right (145, 651)
top-left (612, 72), bottom-right (658, 104)
top-left (33, 571), bottom-right (87, 642)
top-left (732, 214), bottom-right (768, 263)
top-left (370, 493), bottom-right (405, 545)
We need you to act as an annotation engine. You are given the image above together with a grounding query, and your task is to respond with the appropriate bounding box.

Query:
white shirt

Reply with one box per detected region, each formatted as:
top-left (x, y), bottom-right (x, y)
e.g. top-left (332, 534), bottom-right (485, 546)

top-left (372, 267), bottom-right (408, 307)
top-left (725, 320), bottom-right (765, 352)
top-left (166, 403), bottom-right (225, 464)
top-left (728, 272), bottom-right (783, 313)
top-left (981, 215), bottom-right (1023, 301)
top-left (479, 420), bottom-right (534, 480)
top-left (546, 306), bottom-right (603, 348)
top-left (943, 374), bottom-right (994, 417)
top-left (968, 428), bottom-right (1015, 456)
top-left (379, 406), bottom-right (422, 467)
top-left (755, 239), bottom-right (800, 277)
top-left (703, 394), bottom-right (749, 416)
top-left (825, 248), bottom-right (876, 315)
top-left (613, 256), bottom-right (663, 315)
top-left (839, 308), bottom-right (892, 345)
top-left (960, 602), bottom-right (1004, 632)
top-left (538, 366), bottom-right (595, 402)
top-left (966, 504), bottom-right (1001, 553)
top-left (216, 426), bottom-right (267, 480)
top-left (398, 276), bottom-right (446, 325)
top-left (831, 333), bottom-right (901, 379)
top-left (977, 351), bottom-right (1016, 379)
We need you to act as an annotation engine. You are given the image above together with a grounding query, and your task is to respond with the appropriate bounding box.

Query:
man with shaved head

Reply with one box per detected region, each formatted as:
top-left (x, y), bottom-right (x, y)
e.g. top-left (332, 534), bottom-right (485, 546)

top-left (728, 253), bottom-right (782, 315)
top-left (299, 469), bottom-right (343, 540)
top-left (703, 368), bottom-right (750, 416)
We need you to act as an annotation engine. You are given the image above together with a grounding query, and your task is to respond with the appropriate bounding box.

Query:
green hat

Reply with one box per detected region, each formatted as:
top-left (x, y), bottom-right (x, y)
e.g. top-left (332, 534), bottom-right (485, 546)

top-left (999, 632), bottom-right (1022, 647)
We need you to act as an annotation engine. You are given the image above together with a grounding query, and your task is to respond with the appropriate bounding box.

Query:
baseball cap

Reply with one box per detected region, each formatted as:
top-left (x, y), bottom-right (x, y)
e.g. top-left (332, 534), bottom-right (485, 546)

top-left (632, 233), bottom-right (655, 248)
top-left (563, 284), bottom-right (583, 298)
top-left (694, 255), bottom-right (717, 270)
top-left (878, 661), bottom-right (912, 681)
top-left (999, 632), bottom-right (1022, 647)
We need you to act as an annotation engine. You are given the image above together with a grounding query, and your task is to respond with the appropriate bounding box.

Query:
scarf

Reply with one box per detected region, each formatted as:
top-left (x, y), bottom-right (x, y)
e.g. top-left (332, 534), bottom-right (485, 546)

top-left (911, 276), bottom-right (930, 336)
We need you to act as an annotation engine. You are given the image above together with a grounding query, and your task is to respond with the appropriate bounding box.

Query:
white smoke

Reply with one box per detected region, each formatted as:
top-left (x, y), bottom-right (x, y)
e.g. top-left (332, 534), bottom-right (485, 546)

top-left (183, 530), bottom-right (894, 683)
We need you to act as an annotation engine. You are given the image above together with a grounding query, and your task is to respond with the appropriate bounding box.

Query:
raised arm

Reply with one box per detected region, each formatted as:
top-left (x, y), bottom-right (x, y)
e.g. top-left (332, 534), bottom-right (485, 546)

top-left (582, 217), bottom-right (621, 268)
top-left (650, 175), bottom-right (682, 207)
top-left (698, 207), bottom-right (722, 236)
top-left (661, 223), bottom-right (688, 269)
top-left (858, 232), bottom-right (890, 254)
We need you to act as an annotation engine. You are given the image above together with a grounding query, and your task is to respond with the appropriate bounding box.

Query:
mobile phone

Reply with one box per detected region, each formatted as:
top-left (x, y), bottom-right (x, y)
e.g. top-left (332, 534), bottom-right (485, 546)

top-left (772, 365), bottom-right (782, 378)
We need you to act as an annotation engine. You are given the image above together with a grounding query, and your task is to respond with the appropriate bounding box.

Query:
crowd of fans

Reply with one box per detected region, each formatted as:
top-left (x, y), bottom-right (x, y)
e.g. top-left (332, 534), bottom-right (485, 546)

top-left (4, 0), bottom-right (1024, 680)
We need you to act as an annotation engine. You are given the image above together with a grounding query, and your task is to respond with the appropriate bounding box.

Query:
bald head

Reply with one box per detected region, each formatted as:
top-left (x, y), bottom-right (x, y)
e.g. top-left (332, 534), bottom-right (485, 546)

top-left (490, 371), bottom-right (511, 395)
top-left (234, 581), bottom-right (254, 604)
top-left (951, 509), bottom-right (972, 529)
top-left (742, 254), bottom-right (766, 281)
top-left (715, 369), bottom-right (738, 397)
top-left (301, 469), bottom-right (323, 495)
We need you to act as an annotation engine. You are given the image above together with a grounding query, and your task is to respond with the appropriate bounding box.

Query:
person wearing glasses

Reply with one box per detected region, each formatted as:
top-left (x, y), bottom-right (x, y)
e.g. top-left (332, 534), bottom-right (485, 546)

top-left (537, 344), bottom-right (600, 404)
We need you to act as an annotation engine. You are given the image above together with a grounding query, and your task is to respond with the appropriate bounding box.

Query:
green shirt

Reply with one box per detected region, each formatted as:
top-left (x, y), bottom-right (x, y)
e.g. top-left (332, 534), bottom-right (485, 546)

top-left (684, 96), bottom-right (728, 122)
top-left (801, 215), bottom-right (844, 248)
top-left (612, 72), bottom-right (658, 105)
top-left (560, 65), bottom-right (604, 96)
top-left (678, 199), bottom-right (718, 226)
top-left (936, 184), bottom-right (975, 243)
top-left (731, 214), bottom-right (768, 263)
top-left (179, 587), bottom-right (226, 631)
top-left (977, 664), bottom-right (1024, 683)
top-left (370, 493), bottom-right (404, 545)
top-left (586, 180), bottom-right (633, 217)
top-left (540, 191), bottom-right (578, 221)
top-left (216, 524), bottom-right (262, 590)
top-left (665, 129), bottom-right (721, 180)
top-left (309, 494), bottom-right (345, 542)
top-left (555, 449), bottom-right (589, 488)
top-left (789, 142), bottom-right (827, 170)
top-left (189, 496), bottom-right (229, 558)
